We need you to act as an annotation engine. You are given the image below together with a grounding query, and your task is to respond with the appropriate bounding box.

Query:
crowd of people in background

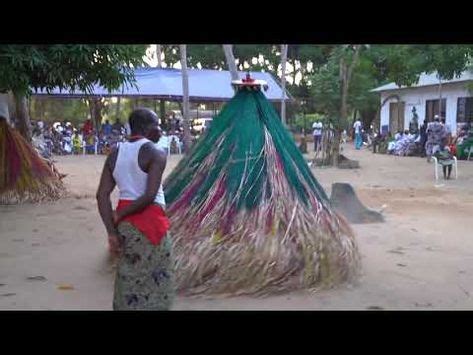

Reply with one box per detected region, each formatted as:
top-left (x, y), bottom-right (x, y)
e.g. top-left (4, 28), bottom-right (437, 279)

top-left (367, 114), bottom-right (472, 178)
top-left (30, 114), bottom-right (187, 160)
top-left (310, 113), bottom-right (472, 166)
top-left (31, 118), bottom-right (127, 159)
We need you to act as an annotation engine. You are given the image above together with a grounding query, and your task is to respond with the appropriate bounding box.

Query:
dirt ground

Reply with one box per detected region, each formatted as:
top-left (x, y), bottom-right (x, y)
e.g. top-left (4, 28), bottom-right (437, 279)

top-left (1, 144), bottom-right (473, 310)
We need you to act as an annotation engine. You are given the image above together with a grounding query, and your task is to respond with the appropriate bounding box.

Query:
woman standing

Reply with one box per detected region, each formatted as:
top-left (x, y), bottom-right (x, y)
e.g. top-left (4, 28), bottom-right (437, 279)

top-left (96, 108), bottom-right (173, 310)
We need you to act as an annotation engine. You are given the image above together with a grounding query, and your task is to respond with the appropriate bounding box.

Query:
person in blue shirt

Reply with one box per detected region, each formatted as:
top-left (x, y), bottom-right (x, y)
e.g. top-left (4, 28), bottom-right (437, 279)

top-left (102, 120), bottom-right (112, 137)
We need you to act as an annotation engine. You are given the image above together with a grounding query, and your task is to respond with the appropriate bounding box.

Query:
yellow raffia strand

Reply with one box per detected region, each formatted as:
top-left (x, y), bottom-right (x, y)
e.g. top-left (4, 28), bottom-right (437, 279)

top-left (211, 230), bottom-right (223, 244)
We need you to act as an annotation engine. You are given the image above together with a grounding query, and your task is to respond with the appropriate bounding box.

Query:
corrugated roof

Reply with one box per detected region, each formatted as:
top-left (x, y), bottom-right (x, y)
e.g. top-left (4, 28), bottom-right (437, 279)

top-left (371, 70), bottom-right (473, 92)
top-left (32, 67), bottom-right (291, 102)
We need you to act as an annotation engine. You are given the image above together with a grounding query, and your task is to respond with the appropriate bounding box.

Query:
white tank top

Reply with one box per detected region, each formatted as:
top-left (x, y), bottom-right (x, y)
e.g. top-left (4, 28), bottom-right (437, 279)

top-left (112, 138), bottom-right (166, 206)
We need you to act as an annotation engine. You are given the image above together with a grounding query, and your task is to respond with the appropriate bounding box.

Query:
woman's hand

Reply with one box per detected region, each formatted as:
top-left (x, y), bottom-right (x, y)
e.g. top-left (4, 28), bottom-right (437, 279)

top-left (112, 210), bottom-right (120, 225)
top-left (108, 233), bottom-right (123, 257)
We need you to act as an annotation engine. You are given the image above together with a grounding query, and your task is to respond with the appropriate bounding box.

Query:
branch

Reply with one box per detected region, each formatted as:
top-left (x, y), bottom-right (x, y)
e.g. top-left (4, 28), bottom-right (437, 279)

top-left (222, 45), bottom-right (239, 81)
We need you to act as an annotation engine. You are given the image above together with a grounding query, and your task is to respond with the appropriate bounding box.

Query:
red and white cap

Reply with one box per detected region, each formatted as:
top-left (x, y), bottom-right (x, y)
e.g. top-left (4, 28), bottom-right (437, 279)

top-left (231, 73), bottom-right (269, 91)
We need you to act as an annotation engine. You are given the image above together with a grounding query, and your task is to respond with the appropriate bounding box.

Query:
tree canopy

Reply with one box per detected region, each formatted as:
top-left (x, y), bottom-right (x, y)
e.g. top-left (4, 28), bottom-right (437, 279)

top-left (309, 44), bottom-right (473, 129)
top-left (0, 45), bottom-right (147, 96)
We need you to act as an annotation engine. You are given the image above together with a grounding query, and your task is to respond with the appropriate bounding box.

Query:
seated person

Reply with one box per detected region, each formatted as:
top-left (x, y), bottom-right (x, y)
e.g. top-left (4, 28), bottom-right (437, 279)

top-left (372, 133), bottom-right (384, 153)
top-left (102, 142), bottom-right (112, 155)
top-left (85, 133), bottom-right (97, 154)
top-left (72, 131), bottom-right (82, 154)
top-left (170, 136), bottom-right (179, 154)
top-left (63, 133), bottom-right (73, 154)
top-left (169, 131), bottom-right (183, 154)
top-left (434, 142), bottom-right (455, 180)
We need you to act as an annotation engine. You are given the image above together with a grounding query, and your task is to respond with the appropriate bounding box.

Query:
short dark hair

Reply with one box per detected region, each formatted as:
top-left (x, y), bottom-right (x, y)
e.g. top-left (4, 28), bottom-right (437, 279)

top-left (128, 108), bottom-right (158, 134)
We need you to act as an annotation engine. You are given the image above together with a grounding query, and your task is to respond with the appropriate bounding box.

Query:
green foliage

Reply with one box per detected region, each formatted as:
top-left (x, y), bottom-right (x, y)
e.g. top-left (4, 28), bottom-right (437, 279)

top-left (31, 98), bottom-right (90, 125)
top-left (309, 45), bottom-right (473, 129)
top-left (369, 45), bottom-right (473, 86)
top-left (310, 53), bottom-right (341, 117)
top-left (0, 45), bottom-right (147, 96)
top-left (161, 45), bottom-right (180, 66)
top-left (187, 45), bottom-right (226, 69)
top-left (415, 44), bottom-right (473, 80)
top-left (160, 45), bottom-right (335, 90)
top-left (367, 45), bottom-right (425, 86)
top-left (235, 45), bottom-right (279, 75)
top-left (292, 113), bottom-right (326, 132)
top-left (347, 54), bottom-right (381, 119)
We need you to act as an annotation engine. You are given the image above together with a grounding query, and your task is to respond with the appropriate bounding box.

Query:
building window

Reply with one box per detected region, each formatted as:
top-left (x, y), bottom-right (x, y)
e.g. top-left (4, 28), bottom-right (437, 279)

top-left (457, 97), bottom-right (473, 123)
top-left (425, 99), bottom-right (446, 121)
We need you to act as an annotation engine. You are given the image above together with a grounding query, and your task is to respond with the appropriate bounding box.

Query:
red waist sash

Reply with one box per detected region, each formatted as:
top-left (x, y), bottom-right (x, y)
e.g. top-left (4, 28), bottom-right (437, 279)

top-left (116, 200), bottom-right (170, 245)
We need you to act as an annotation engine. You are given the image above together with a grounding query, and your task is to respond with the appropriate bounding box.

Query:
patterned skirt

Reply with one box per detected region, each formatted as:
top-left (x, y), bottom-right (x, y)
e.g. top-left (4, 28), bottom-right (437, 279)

top-left (113, 222), bottom-right (174, 310)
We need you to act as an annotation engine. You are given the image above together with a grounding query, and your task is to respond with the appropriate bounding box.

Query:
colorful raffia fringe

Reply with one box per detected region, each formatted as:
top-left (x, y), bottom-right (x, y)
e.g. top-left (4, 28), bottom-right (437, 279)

top-left (0, 118), bottom-right (64, 204)
top-left (164, 89), bottom-right (360, 296)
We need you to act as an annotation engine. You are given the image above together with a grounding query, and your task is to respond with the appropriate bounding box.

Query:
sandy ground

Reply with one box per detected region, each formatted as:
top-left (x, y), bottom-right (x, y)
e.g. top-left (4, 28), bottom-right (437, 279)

top-left (1, 143), bottom-right (473, 310)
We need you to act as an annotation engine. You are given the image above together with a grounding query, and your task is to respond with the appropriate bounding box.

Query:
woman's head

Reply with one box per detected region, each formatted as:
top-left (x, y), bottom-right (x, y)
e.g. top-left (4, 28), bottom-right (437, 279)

top-left (128, 108), bottom-right (160, 142)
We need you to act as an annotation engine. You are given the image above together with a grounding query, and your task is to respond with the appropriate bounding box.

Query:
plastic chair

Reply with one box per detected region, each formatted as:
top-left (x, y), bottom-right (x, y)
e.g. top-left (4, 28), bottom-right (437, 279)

top-left (432, 156), bottom-right (457, 180)
top-left (168, 137), bottom-right (182, 155)
top-left (82, 141), bottom-right (97, 155)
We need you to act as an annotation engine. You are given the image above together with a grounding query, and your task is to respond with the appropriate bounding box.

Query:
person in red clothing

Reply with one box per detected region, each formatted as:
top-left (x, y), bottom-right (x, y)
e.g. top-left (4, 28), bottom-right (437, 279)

top-left (96, 108), bottom-right (173, 310)
top-left (83, 119), bottom-right (93, 137)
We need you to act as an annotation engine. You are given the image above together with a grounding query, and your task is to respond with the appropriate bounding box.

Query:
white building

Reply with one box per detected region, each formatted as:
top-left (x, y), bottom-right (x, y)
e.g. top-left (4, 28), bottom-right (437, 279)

top-left (372, 71), bottom-right (473, 135)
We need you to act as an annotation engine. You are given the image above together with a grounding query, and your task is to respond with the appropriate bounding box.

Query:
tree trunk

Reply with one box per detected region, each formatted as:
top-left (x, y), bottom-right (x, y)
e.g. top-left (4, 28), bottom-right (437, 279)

top-left (292, 58), bottom-right (297, 86)
top-left (34, 97), bottom-right (46, 122)
top-left (374, 94), bottom-right (401, 133)
top-left (156, 44), bottom-right (163, 67)
top-left (331, 45), bottom-right (361, 167)
top-left (89, 98), bottom-right (103, 132)
top-left (159, 100), bottom-right (166, 127)
top-left (222, 45), bottom-right (239, 81)
top-left (0, 93), bottom-right (10, 124)
top-left (280, 44), bottom-right (288, 125)
top-left (14, 92), bottom-right (32, 142)
top-left (115, 97), bottom-right (121, 121)
top-left (28, 98), bottom-right (32, 120)
top-left (155, 44), bottom-right (167, 128)
top-left (180, 44), bottom-right (192, 152)
top-left (331, 57), bottom-right (347, 167)
top-left (438, 78), bottom-right (442, 118)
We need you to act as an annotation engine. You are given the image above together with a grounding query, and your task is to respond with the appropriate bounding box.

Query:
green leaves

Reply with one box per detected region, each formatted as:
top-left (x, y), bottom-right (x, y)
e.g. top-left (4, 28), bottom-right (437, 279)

top-left (309, 44), bottom-right (473, 127)
top-left (368, 45), bottom-right (473, 86)
top-left (0, 45), bottom-right (147, 96)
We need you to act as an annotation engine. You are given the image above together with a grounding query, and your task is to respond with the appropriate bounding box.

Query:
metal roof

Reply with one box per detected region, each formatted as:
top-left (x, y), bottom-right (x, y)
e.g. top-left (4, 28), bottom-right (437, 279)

top-left (371, 70), bottom-right (473, 92)
top-left (32, 67), bottom-right (292, 102)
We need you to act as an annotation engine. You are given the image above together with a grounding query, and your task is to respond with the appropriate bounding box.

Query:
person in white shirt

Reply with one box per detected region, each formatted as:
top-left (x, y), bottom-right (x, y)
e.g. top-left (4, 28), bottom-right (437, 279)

top-left (168, 131), bottom-right (182, 154)
top-left (353, 119), bottom-right (362, 150)
top-left (312, 121), bottom-right (323, 152)
top-left (155, 131), bottom-right (170, 154)
top-left (441, 118), bottom-right (452, 144)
